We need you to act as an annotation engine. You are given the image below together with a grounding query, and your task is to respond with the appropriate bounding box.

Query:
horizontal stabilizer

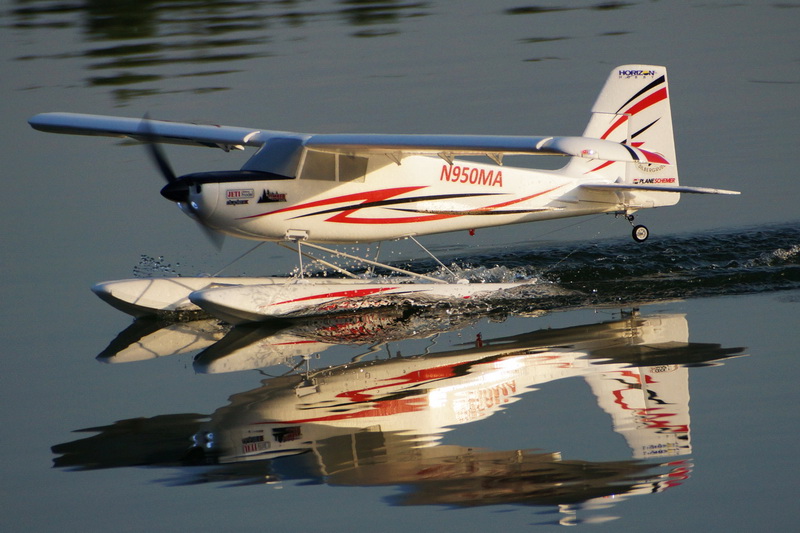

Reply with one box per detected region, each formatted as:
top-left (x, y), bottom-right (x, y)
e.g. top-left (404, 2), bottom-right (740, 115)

top-left (580, 183), bottom-right (740, 195)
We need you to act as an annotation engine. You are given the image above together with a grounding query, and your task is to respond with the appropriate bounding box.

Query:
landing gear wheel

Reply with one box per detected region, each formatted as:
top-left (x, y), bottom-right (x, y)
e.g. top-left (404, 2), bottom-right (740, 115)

top-left (632, 225), bottom-right (649, 243)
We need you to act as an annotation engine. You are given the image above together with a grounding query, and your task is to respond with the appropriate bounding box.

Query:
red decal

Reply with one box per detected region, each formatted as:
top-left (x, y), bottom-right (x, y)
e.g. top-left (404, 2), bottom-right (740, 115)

top-left (478, 186), bottom-right (561, 210)
top-left (639, 148), bottom-right (669, 165)
top-left (327, 210), bottom-right (454, 224)
top-left (242, 183), bottom-right (562, 225)
top-left (601, 87), bottom-right (668, 140)
top-left (440, 165), bottom-right (504, 187)
top-left (325, 186), bottom-right (562, 225)
top-left (586, 160), bottom-right (616, 174)
top-left (601, 115), bottom-right (629, 141)
top-left (238, 186), bottom-right (427, 220)
top-left (273, 287), bottom-right (397, 306)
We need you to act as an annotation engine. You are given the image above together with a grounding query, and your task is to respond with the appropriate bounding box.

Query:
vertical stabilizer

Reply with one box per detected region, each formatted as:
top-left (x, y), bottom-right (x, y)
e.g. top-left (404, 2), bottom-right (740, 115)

top-left (584, 314), bottom-right (692, 459)
top-left (567, 65), bottom-right (679, 190)
top-left (585, 366), bottom-right (691, 459)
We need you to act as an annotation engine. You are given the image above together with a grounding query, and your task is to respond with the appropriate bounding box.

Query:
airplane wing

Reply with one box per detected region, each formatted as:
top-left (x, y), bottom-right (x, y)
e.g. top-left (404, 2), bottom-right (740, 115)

top-left (28, 112), bottom-right (305, 152)
top-left (580, 183), bottom-right (741, 195)
top-left (30, 112), bottom-right (668, 165)
top-left (305, 133), bottom-right (671, 165)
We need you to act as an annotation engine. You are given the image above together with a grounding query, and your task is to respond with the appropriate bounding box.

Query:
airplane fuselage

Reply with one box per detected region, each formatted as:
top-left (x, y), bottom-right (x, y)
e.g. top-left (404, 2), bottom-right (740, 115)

top-left (193, 154), bottom-right (675, 243)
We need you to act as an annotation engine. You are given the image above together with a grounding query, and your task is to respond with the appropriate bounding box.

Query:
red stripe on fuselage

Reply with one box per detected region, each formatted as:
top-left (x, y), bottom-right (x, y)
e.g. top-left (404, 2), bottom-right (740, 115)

top-left (325, 186), bottom-right (564, 224)
top-left (238, 186), bottom-right (427, 220)
top-left (239, 184), bottom-right (563, 225)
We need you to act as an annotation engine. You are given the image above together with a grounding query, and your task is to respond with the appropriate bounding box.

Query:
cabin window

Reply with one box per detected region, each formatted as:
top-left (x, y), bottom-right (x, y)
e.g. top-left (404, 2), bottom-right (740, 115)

top-left (338, 154), bottom-right (368, 182)
top-left (300, 150), bottom-right (336, 181)
top-left (299, 150), bottom-right (368, 182)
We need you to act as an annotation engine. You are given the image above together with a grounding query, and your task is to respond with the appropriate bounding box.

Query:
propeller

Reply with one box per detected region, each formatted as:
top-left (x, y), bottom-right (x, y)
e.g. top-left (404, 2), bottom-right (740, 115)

top-left (139, 114), bottom-right (224, 249)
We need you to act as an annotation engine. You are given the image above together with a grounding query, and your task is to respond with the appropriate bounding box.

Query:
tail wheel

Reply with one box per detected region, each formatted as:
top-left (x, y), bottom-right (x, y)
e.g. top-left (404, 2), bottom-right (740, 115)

top-left (632, 225), bottom-right (649, 243)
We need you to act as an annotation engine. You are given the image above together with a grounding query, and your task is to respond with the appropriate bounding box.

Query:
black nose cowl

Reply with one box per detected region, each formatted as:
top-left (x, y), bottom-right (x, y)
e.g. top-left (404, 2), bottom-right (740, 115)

top-left (160, 179), bottom-right (191, 203)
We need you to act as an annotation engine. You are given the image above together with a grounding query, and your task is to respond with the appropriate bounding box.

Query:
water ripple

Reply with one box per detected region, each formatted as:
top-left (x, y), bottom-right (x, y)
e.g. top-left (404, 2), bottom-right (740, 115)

top-left (414, 222), bottom-right (800, 310)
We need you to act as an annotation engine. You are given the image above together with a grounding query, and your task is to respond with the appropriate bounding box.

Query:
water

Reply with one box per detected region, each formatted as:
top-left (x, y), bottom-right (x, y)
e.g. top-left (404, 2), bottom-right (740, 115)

top-left (384, 223), bottom-right (800, 311)
top-left (2, 1), bottom-right (799, 531)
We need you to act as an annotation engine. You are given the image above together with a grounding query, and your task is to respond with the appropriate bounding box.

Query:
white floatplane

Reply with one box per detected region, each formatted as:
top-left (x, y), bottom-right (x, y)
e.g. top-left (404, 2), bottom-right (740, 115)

top-left (29, 64), bottom-right (739, 323)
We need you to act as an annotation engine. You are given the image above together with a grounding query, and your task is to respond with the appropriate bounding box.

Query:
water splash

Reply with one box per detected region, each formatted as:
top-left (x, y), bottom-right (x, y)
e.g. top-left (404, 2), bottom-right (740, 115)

top-left (132, 255), bottom-right (181, 278)
top-left (746, 243), bottom-right (800, 268)
top-left (407, 222), bottom-right (800, 312)
top-left (130, 222), bottom-right (799, 318)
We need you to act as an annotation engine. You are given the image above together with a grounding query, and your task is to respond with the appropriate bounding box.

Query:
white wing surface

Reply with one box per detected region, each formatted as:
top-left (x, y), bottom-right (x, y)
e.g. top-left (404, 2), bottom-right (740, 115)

top-left (30, 112), bottom-right (671, 165)
top-left (305, 133), bottom-right (671, 164)
top-left (28, 112), bottom-right (302, 152)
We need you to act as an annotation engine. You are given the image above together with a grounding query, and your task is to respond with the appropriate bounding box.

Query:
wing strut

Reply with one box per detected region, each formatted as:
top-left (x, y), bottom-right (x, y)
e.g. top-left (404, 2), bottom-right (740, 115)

top-left (297, 241), bottom-right (448, 284)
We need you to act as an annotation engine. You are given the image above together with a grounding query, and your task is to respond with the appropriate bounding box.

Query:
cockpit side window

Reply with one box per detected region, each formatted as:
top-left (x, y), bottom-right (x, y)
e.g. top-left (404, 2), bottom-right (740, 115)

top-left (299, 150), bottom-right (368, 182)
top-left (300, 150), bottom-right (336, 181)
top-left (338, 154), bottom-right (368, 182)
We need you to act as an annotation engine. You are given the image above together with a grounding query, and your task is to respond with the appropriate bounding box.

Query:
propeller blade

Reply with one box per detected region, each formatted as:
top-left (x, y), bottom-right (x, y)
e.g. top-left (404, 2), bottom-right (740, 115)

top-left (141, 114), bottom-right (223, 250)
top-left (176, 202), bottom-right (224, 251)
top-left (198, 221), bottom-right (225, 251)
top-left (139, 114), bottom-right (177, 183)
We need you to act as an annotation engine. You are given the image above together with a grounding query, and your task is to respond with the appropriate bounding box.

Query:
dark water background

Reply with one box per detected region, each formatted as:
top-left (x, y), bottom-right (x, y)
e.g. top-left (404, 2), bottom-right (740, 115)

top-left (2, 1), bottom-right (799, 531)
top-left (439, 222), bottom-right (800, 303)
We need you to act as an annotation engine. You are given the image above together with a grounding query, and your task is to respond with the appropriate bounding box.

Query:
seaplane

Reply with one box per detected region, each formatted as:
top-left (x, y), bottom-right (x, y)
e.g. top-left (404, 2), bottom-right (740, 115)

top-left (29, 64), bottom-right (739, 324)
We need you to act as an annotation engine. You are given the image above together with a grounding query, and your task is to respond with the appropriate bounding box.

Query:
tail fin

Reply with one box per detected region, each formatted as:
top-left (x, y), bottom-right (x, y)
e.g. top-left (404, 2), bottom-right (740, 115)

top-left (585, 365), bottom-right (691, 459)
top-left (567, 65), bottom-right (679, 188)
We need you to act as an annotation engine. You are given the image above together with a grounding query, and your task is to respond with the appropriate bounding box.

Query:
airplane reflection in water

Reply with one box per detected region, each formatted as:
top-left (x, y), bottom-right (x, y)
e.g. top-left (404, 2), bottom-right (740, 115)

top-left (61, 309), bottom-right (745, 524)
top-left (97, 317), bottom-right (228, 363)
top-left (98, 306), bottom-right (481, 371)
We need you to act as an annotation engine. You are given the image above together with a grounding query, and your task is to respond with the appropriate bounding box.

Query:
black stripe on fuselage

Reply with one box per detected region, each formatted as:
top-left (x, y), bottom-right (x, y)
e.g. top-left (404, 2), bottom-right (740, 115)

top-left (388, 207), bottom-right (551, 215)
top-left (288, 192), bottom-right (504, 219)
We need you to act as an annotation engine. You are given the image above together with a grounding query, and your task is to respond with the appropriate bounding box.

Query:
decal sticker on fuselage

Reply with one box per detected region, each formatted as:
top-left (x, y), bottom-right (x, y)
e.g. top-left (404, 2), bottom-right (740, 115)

top-left (440, 165), bottom-right (503, 187)
top-left (226, 188), bottom-right (254, 206)
top-left (258, 189), bottom-right (287, 203)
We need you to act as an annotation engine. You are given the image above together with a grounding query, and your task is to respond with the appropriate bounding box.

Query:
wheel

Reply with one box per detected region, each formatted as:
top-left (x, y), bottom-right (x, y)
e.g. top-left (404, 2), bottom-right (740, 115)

top-left (632, 225), bottom-right (649, 242)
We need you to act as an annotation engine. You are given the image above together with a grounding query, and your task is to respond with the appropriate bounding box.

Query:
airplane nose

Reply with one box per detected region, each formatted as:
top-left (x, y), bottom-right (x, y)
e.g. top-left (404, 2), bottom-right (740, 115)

top-left (160, 179), bottom-right (191, 203)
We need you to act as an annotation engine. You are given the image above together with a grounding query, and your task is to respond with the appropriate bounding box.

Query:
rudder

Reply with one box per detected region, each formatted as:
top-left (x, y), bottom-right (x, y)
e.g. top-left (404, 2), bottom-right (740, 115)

top-left (568, 65), bottom-right (679, 188)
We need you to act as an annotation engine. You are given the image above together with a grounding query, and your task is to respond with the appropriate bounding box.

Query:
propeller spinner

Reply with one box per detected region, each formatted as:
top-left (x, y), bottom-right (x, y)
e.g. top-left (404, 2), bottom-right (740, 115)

top-left (139, 115), bottom-right (224, 249)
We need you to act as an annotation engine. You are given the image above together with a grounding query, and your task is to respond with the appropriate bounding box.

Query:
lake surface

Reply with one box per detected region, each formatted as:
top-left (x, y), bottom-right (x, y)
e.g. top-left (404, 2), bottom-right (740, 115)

top-left (1, 1), bottom-right (799, 531)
